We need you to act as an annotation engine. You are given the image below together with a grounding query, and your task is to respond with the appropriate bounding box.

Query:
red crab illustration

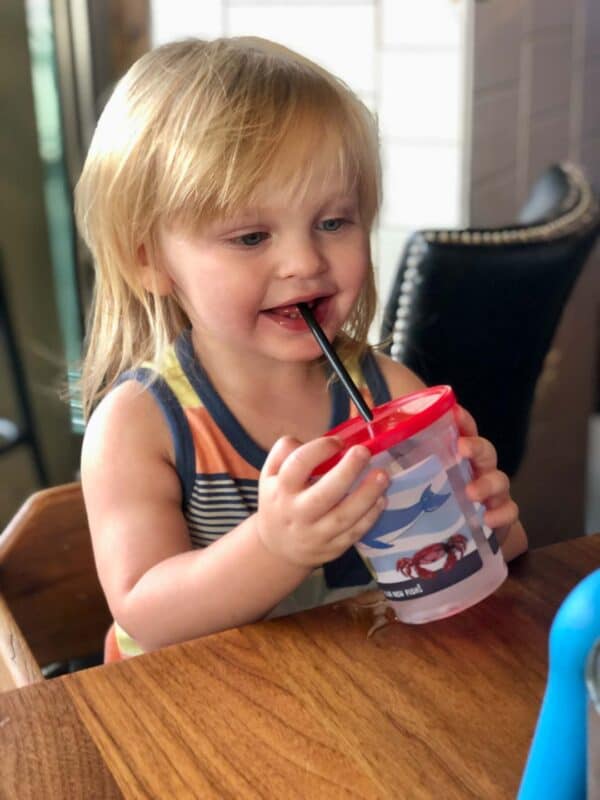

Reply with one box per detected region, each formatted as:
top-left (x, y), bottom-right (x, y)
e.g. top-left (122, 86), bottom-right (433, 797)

top-left (396, 534), bottom-right (468, 580)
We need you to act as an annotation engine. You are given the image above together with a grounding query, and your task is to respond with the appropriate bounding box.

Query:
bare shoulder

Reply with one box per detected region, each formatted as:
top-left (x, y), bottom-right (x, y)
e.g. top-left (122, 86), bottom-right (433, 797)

top-left (373, 351), bottom-right (426, 400)
top-left (81, 378), bottom-right (183, 535)
top-left (81, 379), bottom-right (174, 486)
top-left (81, 379), bottom-right (189, 607)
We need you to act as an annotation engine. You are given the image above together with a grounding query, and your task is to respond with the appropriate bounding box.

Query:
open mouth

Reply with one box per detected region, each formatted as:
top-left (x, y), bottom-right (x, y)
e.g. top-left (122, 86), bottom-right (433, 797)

top-left (265, 298), bottom-right (317, 320)
top-left (261, 296), bottom-right (330, 328)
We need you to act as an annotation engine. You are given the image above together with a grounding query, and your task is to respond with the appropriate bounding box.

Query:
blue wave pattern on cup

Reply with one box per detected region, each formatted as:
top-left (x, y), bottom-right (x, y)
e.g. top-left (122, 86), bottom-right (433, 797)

top-left (356, 453), bottom-right (495, 602)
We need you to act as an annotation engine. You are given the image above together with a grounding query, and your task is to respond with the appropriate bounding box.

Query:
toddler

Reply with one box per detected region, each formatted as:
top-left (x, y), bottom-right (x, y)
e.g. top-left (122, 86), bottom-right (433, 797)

top-left (75, 36), bottom-right (527, 658)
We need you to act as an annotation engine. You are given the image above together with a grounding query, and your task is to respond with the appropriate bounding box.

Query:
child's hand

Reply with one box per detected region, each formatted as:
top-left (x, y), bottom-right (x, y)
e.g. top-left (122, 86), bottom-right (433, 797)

top-left (455, 405), bottom-right (520, 537)
top-left (257, 436), bottom-right (389, 567)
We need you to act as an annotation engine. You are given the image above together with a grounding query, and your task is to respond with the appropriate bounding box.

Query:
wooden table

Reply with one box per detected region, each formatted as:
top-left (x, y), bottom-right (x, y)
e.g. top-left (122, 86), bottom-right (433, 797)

top-left (2, 535), bottom-right (600, 799)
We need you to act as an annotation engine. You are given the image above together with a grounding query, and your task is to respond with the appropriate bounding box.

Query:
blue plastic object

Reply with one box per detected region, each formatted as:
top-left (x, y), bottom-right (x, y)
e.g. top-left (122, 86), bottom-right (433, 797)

top-left (518, 568), bottom-right (600, 798)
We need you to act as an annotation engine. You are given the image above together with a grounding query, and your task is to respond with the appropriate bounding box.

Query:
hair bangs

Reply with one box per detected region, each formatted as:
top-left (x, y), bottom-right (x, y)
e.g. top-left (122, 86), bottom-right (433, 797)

top-left (152, 49), bottom-right (380, 233)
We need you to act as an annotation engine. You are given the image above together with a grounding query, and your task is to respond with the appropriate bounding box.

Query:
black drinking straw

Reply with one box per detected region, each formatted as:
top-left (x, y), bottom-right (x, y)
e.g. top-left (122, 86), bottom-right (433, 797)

top-left (297, 302), bottom-right (373, 423)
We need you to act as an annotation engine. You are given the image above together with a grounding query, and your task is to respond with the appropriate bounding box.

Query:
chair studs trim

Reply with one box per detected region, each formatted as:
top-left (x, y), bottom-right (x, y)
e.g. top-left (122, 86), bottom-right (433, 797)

top-left (388, 163), bottom-right (600, 363)
top-left (423, 163), bottom-right (598, 246)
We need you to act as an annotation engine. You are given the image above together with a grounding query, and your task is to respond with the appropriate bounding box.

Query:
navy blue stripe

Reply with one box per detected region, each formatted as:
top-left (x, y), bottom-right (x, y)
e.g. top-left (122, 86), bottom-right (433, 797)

top-left (329, 371), bottom-right (350, 428)
top-left (117, 368), bottom-right (195, 506)
top-left (361, 351), bottom-right (392, 406)
top-left (190, 473), bottom-right (258, 488)
top-left (176, 330), bottom-right (354, 469)
top-left (188, 496), bottom-right (253, 505)
top-left (175, 332), bottom-right (268, 470)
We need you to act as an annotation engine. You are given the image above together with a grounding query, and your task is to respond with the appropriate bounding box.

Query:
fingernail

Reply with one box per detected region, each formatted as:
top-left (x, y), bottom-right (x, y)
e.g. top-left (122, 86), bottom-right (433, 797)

top-left (375, 471), bottom-right (389, 487)
top-left (353, 445), bottom-right (371, 462)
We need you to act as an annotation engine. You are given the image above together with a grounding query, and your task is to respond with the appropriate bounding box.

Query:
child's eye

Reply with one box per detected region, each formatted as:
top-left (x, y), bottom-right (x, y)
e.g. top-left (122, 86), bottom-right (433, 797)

top-left (318, 218), bottom-right (346, 232)
top-left (233, 231), bottom-right (268, 247)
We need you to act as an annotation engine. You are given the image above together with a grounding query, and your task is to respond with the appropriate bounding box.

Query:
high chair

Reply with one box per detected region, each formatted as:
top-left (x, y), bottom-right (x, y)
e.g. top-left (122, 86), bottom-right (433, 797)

top-left (0, 482), bottom-right (111, 692)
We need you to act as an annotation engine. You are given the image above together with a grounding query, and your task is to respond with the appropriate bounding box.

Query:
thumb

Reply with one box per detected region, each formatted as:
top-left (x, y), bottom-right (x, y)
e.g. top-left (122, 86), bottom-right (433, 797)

top-left (261, 436), bottom-right (302, 478)
top-left (455, 404), bottom-right (478, 437)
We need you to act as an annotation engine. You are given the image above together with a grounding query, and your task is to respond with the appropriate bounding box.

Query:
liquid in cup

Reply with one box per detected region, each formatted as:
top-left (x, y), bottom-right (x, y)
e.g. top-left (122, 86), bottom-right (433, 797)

top-left (314, 385), bottom-right (507, 623)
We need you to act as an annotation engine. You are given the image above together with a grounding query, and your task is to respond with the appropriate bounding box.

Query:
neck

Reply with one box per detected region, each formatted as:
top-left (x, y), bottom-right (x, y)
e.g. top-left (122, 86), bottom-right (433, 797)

top-left (188, 329), bottom-right (335, 447)
top-left (190, 329), bottom-right (326, 407)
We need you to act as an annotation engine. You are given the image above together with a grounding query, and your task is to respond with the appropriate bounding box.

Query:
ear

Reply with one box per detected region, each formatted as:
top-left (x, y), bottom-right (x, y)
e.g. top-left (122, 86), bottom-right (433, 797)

top-left (137, 243), bottom-right (173, 296)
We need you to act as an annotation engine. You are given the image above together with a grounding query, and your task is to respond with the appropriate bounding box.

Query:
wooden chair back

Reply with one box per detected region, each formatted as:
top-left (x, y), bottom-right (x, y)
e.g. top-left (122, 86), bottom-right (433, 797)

top-left (0, 594), bottom-right (42, 691)
top-left (0, 483), bottom-right (111, 681)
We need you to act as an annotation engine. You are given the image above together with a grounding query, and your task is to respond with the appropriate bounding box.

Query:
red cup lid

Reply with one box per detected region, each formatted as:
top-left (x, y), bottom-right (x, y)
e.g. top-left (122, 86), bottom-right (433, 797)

top-left (312, 385), bottom-right (456, 476)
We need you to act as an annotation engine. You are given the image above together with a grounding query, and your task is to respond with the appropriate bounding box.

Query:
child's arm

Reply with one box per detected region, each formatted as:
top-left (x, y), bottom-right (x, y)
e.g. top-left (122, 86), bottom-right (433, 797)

top-left (82, 381), bottom-right (389, 651)
top-left (375, 354), bottom-right (528, 561)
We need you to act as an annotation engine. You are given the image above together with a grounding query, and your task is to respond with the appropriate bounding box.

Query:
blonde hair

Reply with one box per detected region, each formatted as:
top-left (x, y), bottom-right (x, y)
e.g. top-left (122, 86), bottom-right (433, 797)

top-left (75, 36), bottom-right (381, 419)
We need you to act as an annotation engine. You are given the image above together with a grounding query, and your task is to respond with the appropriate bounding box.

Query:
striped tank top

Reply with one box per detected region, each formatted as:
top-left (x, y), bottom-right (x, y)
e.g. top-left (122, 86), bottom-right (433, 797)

top-left (113, 329), bottom-right (391, 657)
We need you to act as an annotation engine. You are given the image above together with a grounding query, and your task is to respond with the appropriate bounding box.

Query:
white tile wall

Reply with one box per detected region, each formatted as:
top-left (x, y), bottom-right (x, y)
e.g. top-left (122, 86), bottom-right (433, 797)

top-left (226, 4), bottom-right (376, 95)
top-left (379, 49), bottom-right (462, 142)
top-left (229, 0), bottom-right (368, 4)
top-left (380, 0), bottom-right (462, 47)
top-left (151, 0), bottom-right (223, 44)
top-left (378, 0), bottom-right (466, 305)
top-left (383, 142), bottom-right (461, 229)
top-left (373, 227), bottom-right (411, 311)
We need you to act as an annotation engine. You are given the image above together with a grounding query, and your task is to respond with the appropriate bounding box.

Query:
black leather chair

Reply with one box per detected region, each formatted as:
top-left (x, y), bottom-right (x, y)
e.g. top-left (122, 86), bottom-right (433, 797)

top-left (381, 162), bottom-right (600, 477)
top-left (0, 249), bottom-right (48, 486)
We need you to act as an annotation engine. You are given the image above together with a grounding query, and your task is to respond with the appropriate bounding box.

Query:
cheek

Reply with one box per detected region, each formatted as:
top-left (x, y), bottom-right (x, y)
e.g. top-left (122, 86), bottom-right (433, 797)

top-left (201, 278), bottom-right (259, 325)
top-left (344, 230), bottom-right (370, 265)
top-left (346, 242), bottom-right (370, 288)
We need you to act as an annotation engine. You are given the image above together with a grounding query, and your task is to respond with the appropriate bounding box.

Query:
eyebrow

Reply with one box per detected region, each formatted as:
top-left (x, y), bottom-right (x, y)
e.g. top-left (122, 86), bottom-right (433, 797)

top-left (237, 193), bottom-right (358, 218)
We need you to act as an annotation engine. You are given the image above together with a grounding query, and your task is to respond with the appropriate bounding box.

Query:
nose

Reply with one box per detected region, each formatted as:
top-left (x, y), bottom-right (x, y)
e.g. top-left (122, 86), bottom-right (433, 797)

top-left (277, 234), bottom-right (327, 280)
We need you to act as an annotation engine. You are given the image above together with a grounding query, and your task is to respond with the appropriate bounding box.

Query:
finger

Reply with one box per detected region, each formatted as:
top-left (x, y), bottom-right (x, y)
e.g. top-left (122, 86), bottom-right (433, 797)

top-left (466, 470), bottom-right (510, 505)
top-left (324, 494), bottom-right (389, 556)
top-left (483, 499), bottom-right (519, 530)
top-left (458, 435), bottom-right (498, 475)
top-left (300, 444), bottom-right (375, 517)
top-left (479, 493), bottom-right (505, 511)
top-left (261, 436), bottom-right (303, 478)
top-left (455, 405), bottom-right (478, 437)
top-left (306, 465), bottom-right (389, 528)
top-left (277, 435), bottom-right (345, 491)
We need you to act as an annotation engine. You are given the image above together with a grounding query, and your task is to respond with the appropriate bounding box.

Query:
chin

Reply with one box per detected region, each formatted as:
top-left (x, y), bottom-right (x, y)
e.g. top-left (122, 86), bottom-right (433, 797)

top-left (265, 340), bottom-right (324, 363)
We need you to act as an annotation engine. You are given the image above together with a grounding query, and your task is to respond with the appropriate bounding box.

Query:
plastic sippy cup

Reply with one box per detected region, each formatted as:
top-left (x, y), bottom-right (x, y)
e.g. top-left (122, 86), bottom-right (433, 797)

top-left (314, 385), bottom-right (507, 623)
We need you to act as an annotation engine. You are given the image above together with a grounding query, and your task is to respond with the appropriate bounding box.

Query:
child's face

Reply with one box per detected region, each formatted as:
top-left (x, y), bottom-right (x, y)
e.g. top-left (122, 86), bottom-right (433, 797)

top-left (156, 173), bottom-right (370, 369)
